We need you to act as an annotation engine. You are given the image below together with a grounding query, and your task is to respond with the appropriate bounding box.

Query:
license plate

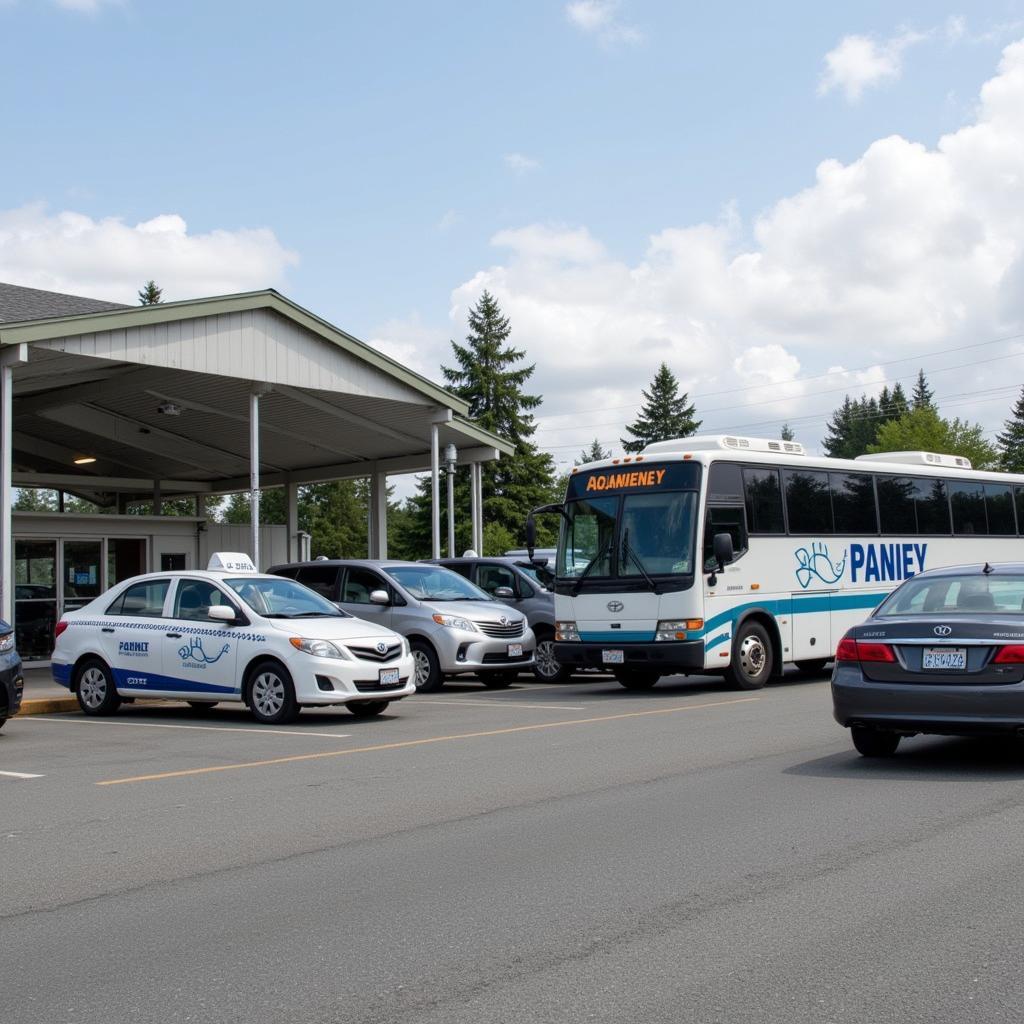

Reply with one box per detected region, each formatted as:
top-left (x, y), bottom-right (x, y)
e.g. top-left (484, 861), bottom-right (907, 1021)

top-left (922, 648), bottom-right (966, 670)
top-left (508, 643), bottom-right (523, 658)
top-left (602, 649), bottom-right (625, 665)
top-left (378, 667), bottom-right (400, 685)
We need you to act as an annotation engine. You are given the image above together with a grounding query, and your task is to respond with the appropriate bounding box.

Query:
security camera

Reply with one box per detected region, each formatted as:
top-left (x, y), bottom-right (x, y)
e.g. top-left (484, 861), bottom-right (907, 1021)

top-left (157, 402), bottom-right (182, 416)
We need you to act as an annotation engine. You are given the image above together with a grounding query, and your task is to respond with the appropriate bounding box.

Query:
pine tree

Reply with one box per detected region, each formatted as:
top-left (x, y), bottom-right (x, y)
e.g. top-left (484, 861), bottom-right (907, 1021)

top-left (576, 439), bottom-right (611, 465)
top-left (780, 423), bottom-right (795, 441)
top-left (912, 369), bottom-right (935, 410)
top-left (620, 363), bottom-right (701, 454)
top-left (997, 386), bottom-right (1024, 473)
top-left (138, 280), bottom-right (163, 305)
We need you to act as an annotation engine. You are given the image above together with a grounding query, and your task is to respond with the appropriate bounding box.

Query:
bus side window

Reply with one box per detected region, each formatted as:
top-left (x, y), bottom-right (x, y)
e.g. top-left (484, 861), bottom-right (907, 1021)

top-left (703, 507), bottom-right (748, 571)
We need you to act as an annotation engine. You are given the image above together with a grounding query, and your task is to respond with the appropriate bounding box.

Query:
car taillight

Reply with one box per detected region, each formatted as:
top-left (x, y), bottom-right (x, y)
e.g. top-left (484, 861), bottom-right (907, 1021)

top-left (994, 644), bottom-right (1024, 664)
top-left (834, 636), bottom-right (896, 663)
top-left (54, 620), bottom-right (68, 639)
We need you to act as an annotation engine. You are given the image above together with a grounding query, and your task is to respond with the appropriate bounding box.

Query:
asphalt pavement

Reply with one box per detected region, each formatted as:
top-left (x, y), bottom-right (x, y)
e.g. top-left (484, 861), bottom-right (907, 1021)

top-left (3, 670), bottom-right (1024, 1023)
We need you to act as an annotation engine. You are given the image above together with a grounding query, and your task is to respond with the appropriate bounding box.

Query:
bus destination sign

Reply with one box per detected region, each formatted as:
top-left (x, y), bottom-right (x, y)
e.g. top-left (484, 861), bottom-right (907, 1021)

top-left (568, 462), bottom-right (700, 500)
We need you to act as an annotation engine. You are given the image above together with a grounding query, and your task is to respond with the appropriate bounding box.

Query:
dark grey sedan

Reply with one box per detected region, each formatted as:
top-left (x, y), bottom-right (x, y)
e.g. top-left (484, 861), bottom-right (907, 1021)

top-left (832, 564), bottom-right (1024, 756)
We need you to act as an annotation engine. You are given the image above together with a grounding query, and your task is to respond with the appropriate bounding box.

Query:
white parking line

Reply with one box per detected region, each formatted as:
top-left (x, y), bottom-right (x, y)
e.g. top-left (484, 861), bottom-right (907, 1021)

top-left (426, 699), bottom-right (588, 711)
top-left (0, 770), bottom-right (44, 779)
top-left (21, 717), bottom-right (352, 740)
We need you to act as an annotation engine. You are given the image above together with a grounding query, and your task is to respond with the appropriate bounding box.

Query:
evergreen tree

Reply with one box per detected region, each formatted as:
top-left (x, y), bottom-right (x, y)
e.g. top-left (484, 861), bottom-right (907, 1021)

top-left (395, 293), bottom-right (558, 557)
top-left (576, 439), bottom-right (611, 465)
top-left (138, 280), bottom-right (163, 305)
top-left (912, 369), bottom-right (935, 410)
top-left (620, 363), bottom-right (701, 454)
top-left (997, 386), bottom-right (1024, 473)
top-left (870, 406), bottom-right (998, 469)
top-left (780, 423), bottom-right (795, 441)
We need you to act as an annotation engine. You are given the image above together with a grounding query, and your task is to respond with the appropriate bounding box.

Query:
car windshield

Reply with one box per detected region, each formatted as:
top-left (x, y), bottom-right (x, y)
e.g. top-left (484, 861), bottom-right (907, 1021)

top-left (387, 565), bottom-right (491, 602)
top-left (558, 492), bottom-right (698, 578)
top-left (224, 577), bottom-right (348, 618)
top-left (877, 574), bottom-right (1024, 616)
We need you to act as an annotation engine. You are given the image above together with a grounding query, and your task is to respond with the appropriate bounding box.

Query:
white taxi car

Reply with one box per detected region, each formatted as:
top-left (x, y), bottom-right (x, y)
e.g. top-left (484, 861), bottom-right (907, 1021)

top-left (51, 553), bottom-right (417, 724)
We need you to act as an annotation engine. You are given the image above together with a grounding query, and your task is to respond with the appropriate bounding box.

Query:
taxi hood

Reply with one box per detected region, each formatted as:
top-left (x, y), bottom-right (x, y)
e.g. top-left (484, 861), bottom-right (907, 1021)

top-left (272, 615), bottom-right (400, 643)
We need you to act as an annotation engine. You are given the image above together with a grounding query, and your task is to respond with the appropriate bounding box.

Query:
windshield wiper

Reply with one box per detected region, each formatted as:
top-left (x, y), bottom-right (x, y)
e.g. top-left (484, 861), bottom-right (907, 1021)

top-left (289, 611), bottom-right (339, 617)
top-left (621, 528), bottom-right (656, 591)
top-left (572, 537), bottom-right (613, 595)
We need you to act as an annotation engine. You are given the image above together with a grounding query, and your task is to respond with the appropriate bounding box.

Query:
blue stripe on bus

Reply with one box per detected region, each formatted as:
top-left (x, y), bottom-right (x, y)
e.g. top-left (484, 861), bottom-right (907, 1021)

top-left (705, 632), bottom-right (731, 651)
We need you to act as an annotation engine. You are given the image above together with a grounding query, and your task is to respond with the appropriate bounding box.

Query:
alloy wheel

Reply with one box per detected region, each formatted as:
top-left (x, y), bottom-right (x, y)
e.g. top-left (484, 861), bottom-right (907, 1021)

top-left (79, 666), bottom-right (108, 709)
top-left (251, 671), bottom-right (285, 718)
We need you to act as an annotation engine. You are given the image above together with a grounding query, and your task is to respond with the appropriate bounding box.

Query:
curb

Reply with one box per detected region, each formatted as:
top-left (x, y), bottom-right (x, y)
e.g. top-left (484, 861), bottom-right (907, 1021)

top-left (16, 696), bottom-right (80, 716)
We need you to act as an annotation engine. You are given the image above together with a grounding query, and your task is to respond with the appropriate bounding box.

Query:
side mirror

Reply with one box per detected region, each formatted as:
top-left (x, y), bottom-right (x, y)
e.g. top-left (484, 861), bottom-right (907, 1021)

top-left (494, 586), bottom-right (515, 599)
top-left (208, 605), bottom-right (236, 623)
top-left (713, 532), bottom-right (735, 569)
top-left (525, 515), bottom-right (537, 561)
top-left (369, 589), bottom-right (390, 606)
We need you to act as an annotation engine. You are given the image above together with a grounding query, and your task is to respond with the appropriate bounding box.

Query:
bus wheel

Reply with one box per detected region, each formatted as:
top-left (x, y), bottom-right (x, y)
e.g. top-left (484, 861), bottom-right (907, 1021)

top-left (724, 622), bottom-right (773, 690)
top-left (613, 667), bottom-right (660, 690)
top-left (794, 658), bottom-right (829, 675)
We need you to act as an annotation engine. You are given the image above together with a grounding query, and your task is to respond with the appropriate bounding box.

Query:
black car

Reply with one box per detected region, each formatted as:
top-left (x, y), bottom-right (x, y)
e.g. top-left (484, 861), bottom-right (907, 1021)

top-left (833, 563), bottom-right (1024, 756)
top-left (0, 619), bottom-right (23, 731)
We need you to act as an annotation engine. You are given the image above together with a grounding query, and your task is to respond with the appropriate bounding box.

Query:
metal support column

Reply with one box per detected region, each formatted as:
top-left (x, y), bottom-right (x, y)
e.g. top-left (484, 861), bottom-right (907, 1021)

top-left (469, 463), bottom-right (480, 555)
top-left (447, 464), bottom-right (456, 557)
top-left (285, 481), bottom-right (299, 561)
top-left (370, 470), bottom-right (388, 559)
top-left (249, 390), bottom-right (261, 569)
top-left (0, 345), bottom-right (27, 624)
top-left (430, 423), bottom-right (440, 559)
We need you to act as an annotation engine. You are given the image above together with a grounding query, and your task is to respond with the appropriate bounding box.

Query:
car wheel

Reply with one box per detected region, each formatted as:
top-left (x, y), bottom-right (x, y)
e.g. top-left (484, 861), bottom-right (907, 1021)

top-left (348, 700), bottom-right (390, 718)
top-left (187, 701), bottom-right (219, 712)
top-left (481, 670), bottom-right (518, 688)
top-left (851, 726), bottom-right (901, 757)
top-left (410, 641), bottom-right (444, 692)
top-left (246, 662), bottom-right (299, 725)
top-left (0, 715), bottom-right (6, 731)
top-left (76, 659), bottom-right (122, 716)
top-left (612, 667), bottom-right (660, 690)
top-left (724, 621), bottom-right (773, 690)
top-left (795, 658), bottom-right (829, 675)
top-left (533, 636), bottom-right (571, 682)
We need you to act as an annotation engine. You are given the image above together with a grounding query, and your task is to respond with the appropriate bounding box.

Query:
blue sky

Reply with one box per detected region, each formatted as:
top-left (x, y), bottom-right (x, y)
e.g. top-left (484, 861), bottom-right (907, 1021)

top-left (3, 0), bottom-right (1024, 465)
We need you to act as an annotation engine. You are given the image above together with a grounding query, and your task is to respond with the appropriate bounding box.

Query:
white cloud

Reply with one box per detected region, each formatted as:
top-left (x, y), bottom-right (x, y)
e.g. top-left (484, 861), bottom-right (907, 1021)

top-left (0, 203), bottom-right (298, 303)
top-left (819, 29), bottom-right (928, 102)
top-left (565, 1), bottom-right (642, 46)
top-left (388, 39), bottom-right (1024, 456)
top-left (504, 152), bottom-right (541, 175)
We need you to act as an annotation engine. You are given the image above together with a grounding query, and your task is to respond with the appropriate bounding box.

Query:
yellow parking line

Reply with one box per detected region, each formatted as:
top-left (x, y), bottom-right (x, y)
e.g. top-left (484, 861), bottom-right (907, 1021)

top-left (97, 697), bottom-right (759, 786)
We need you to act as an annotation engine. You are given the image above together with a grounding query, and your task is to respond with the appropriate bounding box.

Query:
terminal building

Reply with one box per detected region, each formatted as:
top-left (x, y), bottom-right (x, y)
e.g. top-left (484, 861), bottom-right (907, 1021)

top-left (0, 282), bottom-right (511, 661)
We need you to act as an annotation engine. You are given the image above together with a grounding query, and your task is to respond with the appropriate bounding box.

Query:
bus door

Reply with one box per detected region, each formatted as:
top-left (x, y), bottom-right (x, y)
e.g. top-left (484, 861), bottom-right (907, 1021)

top-left (702, 505), bottom-right (753, 661)
top-left (789, 589), bottom-right (831, 663)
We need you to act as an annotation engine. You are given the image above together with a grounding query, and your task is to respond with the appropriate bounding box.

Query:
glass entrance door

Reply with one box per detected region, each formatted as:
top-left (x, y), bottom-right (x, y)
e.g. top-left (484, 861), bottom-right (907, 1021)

top-left (63, 540), bottom-right (103, 614)
top-left (14, 540), bottom-right (58, 661)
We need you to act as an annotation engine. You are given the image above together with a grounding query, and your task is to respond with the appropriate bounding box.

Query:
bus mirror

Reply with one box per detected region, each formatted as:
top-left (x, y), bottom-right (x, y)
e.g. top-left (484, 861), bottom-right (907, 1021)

top-left (713, 532), bottom-right (734, 571)
top-left (525, 515), bottom-right (537, 560)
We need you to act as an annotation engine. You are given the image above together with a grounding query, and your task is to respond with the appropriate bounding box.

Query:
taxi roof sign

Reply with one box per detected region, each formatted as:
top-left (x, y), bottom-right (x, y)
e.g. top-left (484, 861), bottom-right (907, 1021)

top-left (207, 552), bottom-right (258, 573)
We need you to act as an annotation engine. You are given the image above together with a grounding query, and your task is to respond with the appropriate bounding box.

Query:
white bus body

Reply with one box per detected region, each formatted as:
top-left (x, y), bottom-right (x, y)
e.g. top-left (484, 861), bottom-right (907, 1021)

top-left (547, 435), bottom-right (1024, 690)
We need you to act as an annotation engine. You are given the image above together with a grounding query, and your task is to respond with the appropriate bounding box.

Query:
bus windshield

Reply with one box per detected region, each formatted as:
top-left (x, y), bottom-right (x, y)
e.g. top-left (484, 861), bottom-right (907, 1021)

top-left (558, 491), bottom-right (699, 579)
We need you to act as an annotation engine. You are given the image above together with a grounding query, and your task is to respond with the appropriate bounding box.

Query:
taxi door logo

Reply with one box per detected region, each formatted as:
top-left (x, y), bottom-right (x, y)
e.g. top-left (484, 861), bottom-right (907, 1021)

top-left (179, 637), bottom-right (230, 668)
top-left (118, 640), bottom-right (150, 658)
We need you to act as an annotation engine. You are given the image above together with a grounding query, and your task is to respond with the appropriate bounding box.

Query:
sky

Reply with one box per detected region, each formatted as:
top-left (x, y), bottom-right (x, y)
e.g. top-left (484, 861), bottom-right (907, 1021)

top-left (2, 0), bottom-right (1024, 478)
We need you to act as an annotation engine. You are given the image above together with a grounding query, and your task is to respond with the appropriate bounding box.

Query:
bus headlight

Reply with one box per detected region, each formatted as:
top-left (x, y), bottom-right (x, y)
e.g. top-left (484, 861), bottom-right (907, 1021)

top-left (556, 621), bottom-right (580, 642)
top-left (656, 619), bottom-right (703, 641)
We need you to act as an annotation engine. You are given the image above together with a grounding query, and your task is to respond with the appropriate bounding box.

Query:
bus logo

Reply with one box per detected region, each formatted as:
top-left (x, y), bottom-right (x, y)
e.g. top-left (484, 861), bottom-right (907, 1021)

top-left (607, 600), bottom-right (624, 613)
top-left (794, 543), bottom-right (847, 589)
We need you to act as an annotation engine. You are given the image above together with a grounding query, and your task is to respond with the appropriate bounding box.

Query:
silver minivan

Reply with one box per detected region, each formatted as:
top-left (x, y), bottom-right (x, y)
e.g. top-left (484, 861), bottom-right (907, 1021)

top-left (268, 560), bottom-right (536, 692)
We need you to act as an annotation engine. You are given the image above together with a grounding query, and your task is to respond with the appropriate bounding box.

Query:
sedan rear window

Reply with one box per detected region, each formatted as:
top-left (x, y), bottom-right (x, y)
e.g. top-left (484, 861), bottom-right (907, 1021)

top-left (878, 575), bottom-right (1024, 616)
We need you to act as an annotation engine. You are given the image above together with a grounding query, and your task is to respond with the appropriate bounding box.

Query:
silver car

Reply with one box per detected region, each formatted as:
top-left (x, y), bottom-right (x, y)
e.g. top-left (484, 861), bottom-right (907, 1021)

top-left (268, 560), bottom-right (536, 692)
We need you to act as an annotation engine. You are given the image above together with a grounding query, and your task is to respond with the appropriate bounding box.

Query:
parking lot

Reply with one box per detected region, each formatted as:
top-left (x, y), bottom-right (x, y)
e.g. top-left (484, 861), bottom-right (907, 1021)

top-left (4, 669), bottom-right (1024, 1024)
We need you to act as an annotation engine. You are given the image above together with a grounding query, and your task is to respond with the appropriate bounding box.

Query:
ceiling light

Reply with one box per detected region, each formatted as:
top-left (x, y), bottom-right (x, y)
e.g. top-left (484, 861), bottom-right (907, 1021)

top-left (157, 402), bottom-right (182, 416)
top-left (73, 456), bottom-right (97, 465)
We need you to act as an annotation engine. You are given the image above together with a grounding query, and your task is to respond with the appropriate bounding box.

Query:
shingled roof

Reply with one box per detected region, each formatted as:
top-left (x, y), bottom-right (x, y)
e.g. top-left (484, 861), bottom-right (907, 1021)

top-left (0, 281), bottom-right (128, 324)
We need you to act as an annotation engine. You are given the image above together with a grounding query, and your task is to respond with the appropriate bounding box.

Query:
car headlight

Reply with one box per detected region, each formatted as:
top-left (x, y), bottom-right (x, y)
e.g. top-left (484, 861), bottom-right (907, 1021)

top-left (555, 620), bottom-right (580, 642)
top-left (432, 613), bottom-right (477, 632)
top-left (0, 633), bottom-right (13, 653)
top-left (655, 619), bottom-right (703, 641)
top-left (289, 637), bottom-right (353, 660)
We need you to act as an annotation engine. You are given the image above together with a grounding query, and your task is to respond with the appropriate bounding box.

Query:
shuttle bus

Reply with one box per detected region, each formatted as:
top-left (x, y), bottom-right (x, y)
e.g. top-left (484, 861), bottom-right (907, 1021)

top-left (529, 435), bottom-right (1024, 690)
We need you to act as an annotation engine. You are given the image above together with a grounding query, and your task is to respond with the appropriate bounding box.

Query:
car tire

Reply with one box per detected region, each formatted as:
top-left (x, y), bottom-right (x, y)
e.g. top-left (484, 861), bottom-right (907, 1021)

top-left (347, 700), bottom-right (390, 718)
top-left (410, 640), bottom-right (444, 692)
top-left (612, 667), bottom-right (660, 690)
top-left (75, 659), bottom-right (122, 716)
top-left (795, 658), bottom-right (829, 675)
top-left (246, 661), bottom-right (299, 725)
top-left (723, 621), bottom-right (773, 690)
top-left (187, 701), bottom-right (219, 712)
top-left (0, 715), bottom-right (6, 731)
top-left (851, 726), bottom-right (901, 757)
top-left (533, 634), bottom-right (571, 682)
top-left (481, 670), bottom-right (518, 688)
